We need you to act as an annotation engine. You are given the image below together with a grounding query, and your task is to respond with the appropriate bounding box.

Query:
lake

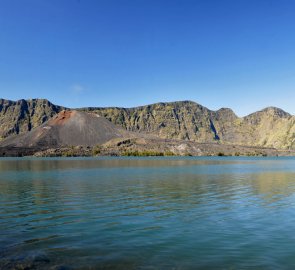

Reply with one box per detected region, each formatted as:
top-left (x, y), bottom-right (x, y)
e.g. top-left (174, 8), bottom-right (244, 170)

top-left (1, 157), bottom-right (295, 269)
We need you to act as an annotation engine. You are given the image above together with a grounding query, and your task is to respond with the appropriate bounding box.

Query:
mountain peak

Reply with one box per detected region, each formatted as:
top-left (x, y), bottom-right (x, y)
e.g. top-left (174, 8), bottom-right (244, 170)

top-left (216, 107), bottom-right (237, 115)
top-left (261, 106), bottom-right (290, 116)
top-left (246, 106), bottom-right (291, 118)
top-left (0, 98), bottom-right (294, 150)
top-left (0, 110), bottom-right (132, 148)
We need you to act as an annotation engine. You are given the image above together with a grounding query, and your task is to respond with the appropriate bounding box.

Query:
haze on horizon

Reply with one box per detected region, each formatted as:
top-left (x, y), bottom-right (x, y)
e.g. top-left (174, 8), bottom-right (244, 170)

top-left (0, 0), bottom-right (295, 117)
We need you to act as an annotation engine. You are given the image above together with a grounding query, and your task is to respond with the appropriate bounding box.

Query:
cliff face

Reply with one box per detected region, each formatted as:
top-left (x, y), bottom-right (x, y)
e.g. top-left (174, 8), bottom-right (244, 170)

top-left (0, 99), bottom-right (294, 149)
top-left (241, 107), bottom-right (295, 149)
top-left (0, 99), bottom-right (64, 140)
top-left (0, 110), bottom-right (134, 148)
top-left (85, 101), bottom-right (218, 142)
top-left (84, 101), bottom-right (295, 149)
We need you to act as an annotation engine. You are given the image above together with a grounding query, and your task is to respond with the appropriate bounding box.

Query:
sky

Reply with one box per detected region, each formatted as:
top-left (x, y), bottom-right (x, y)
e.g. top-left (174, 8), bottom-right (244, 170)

top-left (0, 0), bottom-right (295, 116)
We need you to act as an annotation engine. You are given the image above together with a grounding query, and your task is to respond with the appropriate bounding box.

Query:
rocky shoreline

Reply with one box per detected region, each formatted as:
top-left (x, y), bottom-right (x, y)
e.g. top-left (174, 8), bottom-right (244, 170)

top-left (1, 138), bottom-right (294, 157)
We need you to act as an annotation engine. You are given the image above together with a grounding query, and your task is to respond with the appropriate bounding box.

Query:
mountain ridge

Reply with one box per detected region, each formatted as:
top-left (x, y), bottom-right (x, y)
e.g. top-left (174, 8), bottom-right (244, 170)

top-left (0, 98), bottom-right (294, 150)
top-left (2, 98), bottom-right (293, 117)
top-left (0, 98), bottom-right (65, 140)
top-left (79, 100), bottom-right (293, 118)
top-left (0, 110), bottom-right (137, 148)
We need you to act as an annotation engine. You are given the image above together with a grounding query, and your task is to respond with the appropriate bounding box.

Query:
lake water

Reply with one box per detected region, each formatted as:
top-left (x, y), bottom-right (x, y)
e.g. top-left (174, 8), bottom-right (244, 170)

top-left (1, 157), bottom-right (295, 269)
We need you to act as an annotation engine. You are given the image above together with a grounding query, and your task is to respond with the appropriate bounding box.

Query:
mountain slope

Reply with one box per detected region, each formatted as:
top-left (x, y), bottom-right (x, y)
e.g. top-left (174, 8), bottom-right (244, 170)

top-left (84, 101), bottom-right (220, 141)
top-left (0, 98), bottom-right (64, 140)
top-left (0, 98), bottom-right (294, 149)
top-left (0, 110), bottom-right (133, 148)
top-left (84, 101), bottom-right (295, 149)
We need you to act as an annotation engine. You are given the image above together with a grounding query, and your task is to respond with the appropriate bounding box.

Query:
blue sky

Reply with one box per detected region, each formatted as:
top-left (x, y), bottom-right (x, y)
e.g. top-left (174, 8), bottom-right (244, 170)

top-left (0, 0), bottom-right (295, 116)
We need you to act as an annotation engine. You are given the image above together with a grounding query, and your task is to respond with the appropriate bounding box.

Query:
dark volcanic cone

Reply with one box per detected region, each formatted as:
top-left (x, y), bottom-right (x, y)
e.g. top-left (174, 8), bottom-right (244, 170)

top-left (0, 110), bottom-right (133, 148)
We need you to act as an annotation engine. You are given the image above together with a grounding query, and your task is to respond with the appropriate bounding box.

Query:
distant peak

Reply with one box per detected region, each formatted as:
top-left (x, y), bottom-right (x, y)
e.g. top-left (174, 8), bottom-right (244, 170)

top-left (216, 107), bottom-right (238, 118)
top-left (147, 100), bottom-right (199, 106)
top-left (217, 107), bottom-right (235, 113)
top-left (253, 107), bottom-right (291, 118)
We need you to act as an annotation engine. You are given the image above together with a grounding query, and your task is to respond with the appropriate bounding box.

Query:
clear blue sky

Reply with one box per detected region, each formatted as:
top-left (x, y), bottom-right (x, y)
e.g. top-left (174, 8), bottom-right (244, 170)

top-left (0, 0), bottom-right (295, 116)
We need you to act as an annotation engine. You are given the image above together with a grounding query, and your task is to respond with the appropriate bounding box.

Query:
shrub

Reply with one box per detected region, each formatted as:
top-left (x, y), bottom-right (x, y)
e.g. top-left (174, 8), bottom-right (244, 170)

top-left (121, 150), bottom-right (165, 156)
top-left (92, 145), bottom-right (101, 155)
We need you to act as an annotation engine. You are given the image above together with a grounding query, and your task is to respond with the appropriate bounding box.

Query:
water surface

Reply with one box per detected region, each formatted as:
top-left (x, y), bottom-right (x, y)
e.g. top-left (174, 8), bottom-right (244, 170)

top-left (1, 157), bottom-right (295, 269)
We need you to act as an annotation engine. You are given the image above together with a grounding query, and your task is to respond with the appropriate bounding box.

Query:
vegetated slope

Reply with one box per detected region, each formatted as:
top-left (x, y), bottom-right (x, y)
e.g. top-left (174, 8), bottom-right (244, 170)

top-left (0, 110), bottom-right (133, 148)
top-left (83, 101), bottom-right (295, 149)
top-left (0, 98), bottom-right (64, 140)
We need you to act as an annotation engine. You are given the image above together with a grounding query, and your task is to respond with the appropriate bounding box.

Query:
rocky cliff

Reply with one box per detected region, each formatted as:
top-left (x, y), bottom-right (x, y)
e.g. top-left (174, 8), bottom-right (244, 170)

top-left (0, 99), bottom-right (294, 149)
top-left (0, 99), bottom-right (64, 140)
top-left (84, 101), bottom-right (295, 149)
top-left (0, 110), bottom-right (134, 148)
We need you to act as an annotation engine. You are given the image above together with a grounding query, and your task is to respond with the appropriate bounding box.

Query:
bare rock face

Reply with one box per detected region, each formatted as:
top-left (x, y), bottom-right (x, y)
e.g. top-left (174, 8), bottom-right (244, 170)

top-left (0, 99), bottom-right (294, 150)
top-left (85, 101), bottom-right (295, 149)
top-left (86, 101), bottom-right (218, 142)
top-left (0, 110), bottom-right (133, 148)
top-left (0, 98), bottom-right (64, 140)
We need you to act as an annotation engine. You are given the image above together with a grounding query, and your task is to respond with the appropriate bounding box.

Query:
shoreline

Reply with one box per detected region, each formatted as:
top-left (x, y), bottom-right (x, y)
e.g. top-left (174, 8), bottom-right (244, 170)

top-left (1, 143), bottom-right (294, 158)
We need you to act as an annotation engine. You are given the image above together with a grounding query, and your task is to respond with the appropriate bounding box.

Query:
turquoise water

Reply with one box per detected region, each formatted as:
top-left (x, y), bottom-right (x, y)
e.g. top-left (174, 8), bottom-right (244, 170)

top-left (1, 157), bottom-right (295, 269)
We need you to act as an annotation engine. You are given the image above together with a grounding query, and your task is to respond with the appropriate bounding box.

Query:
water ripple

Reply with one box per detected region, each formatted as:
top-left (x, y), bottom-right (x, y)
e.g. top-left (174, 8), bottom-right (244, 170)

top-left (1, 157), bottom-right (295, 269)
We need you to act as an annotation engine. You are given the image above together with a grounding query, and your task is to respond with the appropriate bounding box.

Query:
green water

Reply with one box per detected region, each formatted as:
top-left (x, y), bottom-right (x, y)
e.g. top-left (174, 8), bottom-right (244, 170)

top-left (1, 157), bottom-right (295, 269)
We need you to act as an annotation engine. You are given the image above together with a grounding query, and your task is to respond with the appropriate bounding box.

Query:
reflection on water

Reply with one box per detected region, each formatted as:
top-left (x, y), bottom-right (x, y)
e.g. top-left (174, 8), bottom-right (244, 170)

top-left (0, 157), bottom-right (295, 269)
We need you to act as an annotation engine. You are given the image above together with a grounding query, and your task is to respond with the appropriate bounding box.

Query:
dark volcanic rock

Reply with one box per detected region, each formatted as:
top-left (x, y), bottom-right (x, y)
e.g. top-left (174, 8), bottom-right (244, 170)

top-left (0, 110), bottom-right (133, 148)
